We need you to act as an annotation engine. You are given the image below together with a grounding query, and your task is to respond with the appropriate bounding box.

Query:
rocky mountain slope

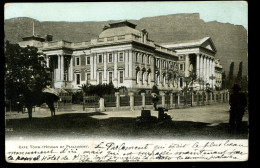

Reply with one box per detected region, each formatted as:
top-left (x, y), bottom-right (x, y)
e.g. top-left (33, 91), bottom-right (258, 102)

top-left (4, 13), bottom-right (248, 75)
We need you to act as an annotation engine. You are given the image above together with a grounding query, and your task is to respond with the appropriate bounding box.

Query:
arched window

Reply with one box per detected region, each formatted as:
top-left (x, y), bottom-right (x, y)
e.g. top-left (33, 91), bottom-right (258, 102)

top-left (136, 53), bottom-right (139, 62)
top-left (136, 71), bottom-right (140, 84)
top-left (163, 75), bottom-right (166, 86)
top-left (142, 72), bottom-right (145, 85)
top-left (147, 73), bottom-right (150, 85)
top-left (157, 74), bottom-right (160, 86)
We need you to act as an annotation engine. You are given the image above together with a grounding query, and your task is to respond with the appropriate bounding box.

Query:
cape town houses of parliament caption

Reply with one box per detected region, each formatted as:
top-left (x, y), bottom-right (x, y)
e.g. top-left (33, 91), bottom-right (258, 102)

top-left (18, 20), bottom-right (223, 91)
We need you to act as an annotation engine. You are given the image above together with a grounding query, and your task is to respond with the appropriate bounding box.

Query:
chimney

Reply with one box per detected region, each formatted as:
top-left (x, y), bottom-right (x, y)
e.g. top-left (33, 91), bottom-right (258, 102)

top-left (45, 34), bottom-right (53, 42)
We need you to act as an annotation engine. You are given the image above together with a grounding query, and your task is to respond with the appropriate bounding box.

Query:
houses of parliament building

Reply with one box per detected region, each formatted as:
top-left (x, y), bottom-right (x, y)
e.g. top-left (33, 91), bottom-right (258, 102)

top-left (18, 20), bottom-right (223, 92)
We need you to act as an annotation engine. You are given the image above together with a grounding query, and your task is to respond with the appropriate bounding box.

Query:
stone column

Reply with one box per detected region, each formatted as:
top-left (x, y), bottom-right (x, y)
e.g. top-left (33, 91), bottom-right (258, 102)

top-left (69, 56), bottom-right (73, 81)
top-left (209, 58), bottom-right (212, 88)
top-left (205, 92), bottom-right (208, 104)
top-left (115, 92), bottom-right (120, 108)
top-left (185, 54), bottom-right (190, 77)
top-left (46, 56), bottom-right (50, 68)
top-left (200, 55), bottom-right (203, 90)
top-left (160, 92), bottom-right (165, 108)
top-left (128, 92), bottom-right (134, 110)
top-left (94, 53), bottom-right (97, 80)
top-left (99, 98), bottom-right (105, 112)
top-left (60, 55), bottom-right (64, 82)
top-left (104, 52), bottom-right (107, 81)
top-left (125, 50), bottom-right (128, 78)
top-left (227, 91), bottom-right (230, 102)
top-left (141, 92), bottom-right (145, 108)
top-left (191, 93), bottom-right (194, 106)
top-left (213, 92), bottom-right (217, 103)
top-left (213, 60), bottom-right (216, 89)
top-left (196, 54), bottom-right (200, 79)
top-left (203, 56), bottom-right (207, 88)
top-left (114, 51), bottom-right (118, 79)
top-left (170, 93), bottom-right (173, 108)
top-left (206, 57), bottom-right (209, 83)
top-left (57, 55), bottom-right (61, 81)
top-left (176, 93), bottom-right (180, 108)
top-left (90, 54), bottom-right (94, 80)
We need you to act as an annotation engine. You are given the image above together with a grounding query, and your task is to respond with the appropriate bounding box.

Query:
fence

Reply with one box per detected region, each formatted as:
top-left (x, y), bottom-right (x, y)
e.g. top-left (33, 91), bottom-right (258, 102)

top-left (104, 94), bottom-right (116, 107)
top-left (83, 94), bottom-right (99, 110)
top-left (120, 95), bottom-right (130, 106)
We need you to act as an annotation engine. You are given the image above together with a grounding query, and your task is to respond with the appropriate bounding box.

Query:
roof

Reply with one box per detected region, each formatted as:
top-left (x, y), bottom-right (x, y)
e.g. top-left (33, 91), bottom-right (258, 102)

top-left (160, 37), bottom-right (217, 53)
top-left (99, 21), bottom-right (141, 38)
top-left (22, 35), bottom-right (45, 42)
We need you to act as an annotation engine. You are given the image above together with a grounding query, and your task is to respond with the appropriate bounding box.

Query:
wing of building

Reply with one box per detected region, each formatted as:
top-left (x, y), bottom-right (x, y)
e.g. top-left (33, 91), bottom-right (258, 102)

top-left (17, 20), bottom-right (223, 92)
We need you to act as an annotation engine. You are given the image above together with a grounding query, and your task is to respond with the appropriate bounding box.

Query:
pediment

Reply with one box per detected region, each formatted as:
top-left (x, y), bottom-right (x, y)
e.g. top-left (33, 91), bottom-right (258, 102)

top-left (201, 37), bottom-right (217, 53)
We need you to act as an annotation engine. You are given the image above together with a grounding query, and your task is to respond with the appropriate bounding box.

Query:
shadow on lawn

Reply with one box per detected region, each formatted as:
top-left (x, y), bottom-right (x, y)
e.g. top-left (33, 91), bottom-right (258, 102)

top-left (5, 112), bottom-right (248, 139)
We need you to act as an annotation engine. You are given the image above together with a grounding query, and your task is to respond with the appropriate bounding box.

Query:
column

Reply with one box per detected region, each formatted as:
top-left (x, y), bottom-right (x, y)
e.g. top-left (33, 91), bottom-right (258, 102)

top-left (213, 92), bottom-right (217, 103)
top-left (104, 52), bottom-right (107, 81)
top-left (170, 93), bottom-right (173, 108)
top-left (227, 91), bottom-right (230, 102)
top-left (94, 53), bottom-right (97, 80)
top-left (129, 50), bottom-right (133, 78)
top-left (200, 55), bottom-right (203, 90)
top-left (114, 51), bottom-right (118, 79)
top-left (115, 92), bottom-right (120, 108)
top-left (69, 56), bottom-right (73, 81)
top-left (46, 56), bottom-right (49, 68)
top-left (128, 92), bottom-right (134, 110)
top-left (205, 57), bottom-right (208, 83)
top-left (209, 58), bottom-right (212, 88)
top-left (99, 98), bottom-right (105, 112)
top-left (160, 92), bottom-right (165, 108)
top-left (213, 60), bottom-right (216, 89)
top-left (90, 54), bottom-right (94, 80)
top-left (125, 50), bottom-right (128, 78)
top-left (203, 56), bottom-right (207, 88)
top-left (60, 55), bottom-right (64, 81)
top-left (141, 92), bottom-right (145, 108)
top-left (185, 54), bottom-right (190, 77)
top-left (196, 54), bottom-right (200, 79)
top-left (210, 92), bottom-right (212, 104)
top-left (197, 92), bottom-right (200, 106)
top-left (57, 55), bottom-right (61, 81)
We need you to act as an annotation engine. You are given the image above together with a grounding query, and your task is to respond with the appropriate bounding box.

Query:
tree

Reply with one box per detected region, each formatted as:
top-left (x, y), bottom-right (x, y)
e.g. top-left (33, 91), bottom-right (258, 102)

top-left (235, 61), bottom-right (243, 84)
top-left (227, 62), bottom-right (235, 89)
top-left (151, 85), bottom-right (159, 95)
top-left (221, 71), bottom-right (227, 90)
top-left (5, 41), bottom-right (49, 118)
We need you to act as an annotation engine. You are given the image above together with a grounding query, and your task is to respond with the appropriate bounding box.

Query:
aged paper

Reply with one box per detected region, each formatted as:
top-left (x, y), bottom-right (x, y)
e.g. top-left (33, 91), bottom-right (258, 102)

top-left (5, 2), bottom-right (248, 163)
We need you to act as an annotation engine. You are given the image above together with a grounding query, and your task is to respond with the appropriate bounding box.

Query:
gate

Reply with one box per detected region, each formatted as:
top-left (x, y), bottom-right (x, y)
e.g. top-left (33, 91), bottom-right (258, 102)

top-left (83, 94), bottom-right (99, 110)
top-left (104, 94), bottom-right (116, 107)
top-left (120, 95), bottom-right (130, 106)
top-left (134, 95), bottom-right (142, 106)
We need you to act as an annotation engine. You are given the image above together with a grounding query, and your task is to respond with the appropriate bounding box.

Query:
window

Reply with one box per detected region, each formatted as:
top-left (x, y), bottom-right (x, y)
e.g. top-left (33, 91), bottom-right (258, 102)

top-left (109, 72), bottom-right (113, 83)
top-left (180, 64), bottom-right (184, 71)
top-left (119, 71), bottom-right (123, 83)
top-left (163, 75), bottom-right (166, 86)
top-left (180, 77), bottom-right (183, 88)
top-left (86, 56), bottom-right (90, 65)
top-left (136, 71), bottom-right (140, 84)
top-left (98, 54), bottom-right (102, 63)
top-left (157, 75), bottom-right (160, 85)
top-left (142, 55), bottom-right (145, 63)
top-left (108, 53), bottom-right (113, 63)
top-left (119, 53), bottom-right (124, 62)
top-left (99, 72), bottom-right (102, 84)
top-left (148, 56), bottom-right (151, 65)
top-left (147, 73), bottom-right (150, 85)
top-left (142, 72), bottom-right (145, 85)
top-left (86, 73), bottom-right (90, 84)
top-left (76, 57), bottom-right (80, 66)
top-left (156, 59), bottom-right (160, 68)
top-left (136, 53), bottom-right (139, 62)
top-left (76, 74), bottom-right (80, 85)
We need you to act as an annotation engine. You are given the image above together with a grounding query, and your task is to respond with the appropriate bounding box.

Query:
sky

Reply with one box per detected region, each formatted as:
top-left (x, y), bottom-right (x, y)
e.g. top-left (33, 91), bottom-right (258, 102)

top-left (4, 1), bottom-right (248, 30)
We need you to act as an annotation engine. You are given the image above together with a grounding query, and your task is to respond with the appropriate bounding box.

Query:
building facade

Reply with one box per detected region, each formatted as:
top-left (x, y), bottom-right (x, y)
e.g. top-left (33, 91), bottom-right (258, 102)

top-left (18, 20), bottom-right (222, 92)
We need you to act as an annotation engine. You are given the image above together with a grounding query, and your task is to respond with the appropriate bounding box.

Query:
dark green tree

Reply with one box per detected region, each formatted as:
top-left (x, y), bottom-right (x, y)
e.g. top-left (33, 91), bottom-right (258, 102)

top-left (151, 85), bottom-right (159, 95)
top-left (221, 71), bottom-right (227, 90)
top-left (235, 61), bottom-right (243, 84)
top-left (5, 41), bottom-right (49, 118)
top-left (227, 62), bottom-right (235, 89)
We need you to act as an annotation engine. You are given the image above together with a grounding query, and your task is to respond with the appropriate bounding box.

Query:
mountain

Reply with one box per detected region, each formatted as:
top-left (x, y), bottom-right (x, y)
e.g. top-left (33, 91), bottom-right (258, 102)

top-left (4, 14), bottom-right (248, 75)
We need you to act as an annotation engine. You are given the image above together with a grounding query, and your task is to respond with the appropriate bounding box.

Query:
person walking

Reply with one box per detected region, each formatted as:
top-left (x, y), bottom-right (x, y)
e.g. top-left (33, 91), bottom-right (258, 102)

top-left (152, 94), bottom-right (159, 110)
top-left (229, 84), bottom-right (247, 133)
